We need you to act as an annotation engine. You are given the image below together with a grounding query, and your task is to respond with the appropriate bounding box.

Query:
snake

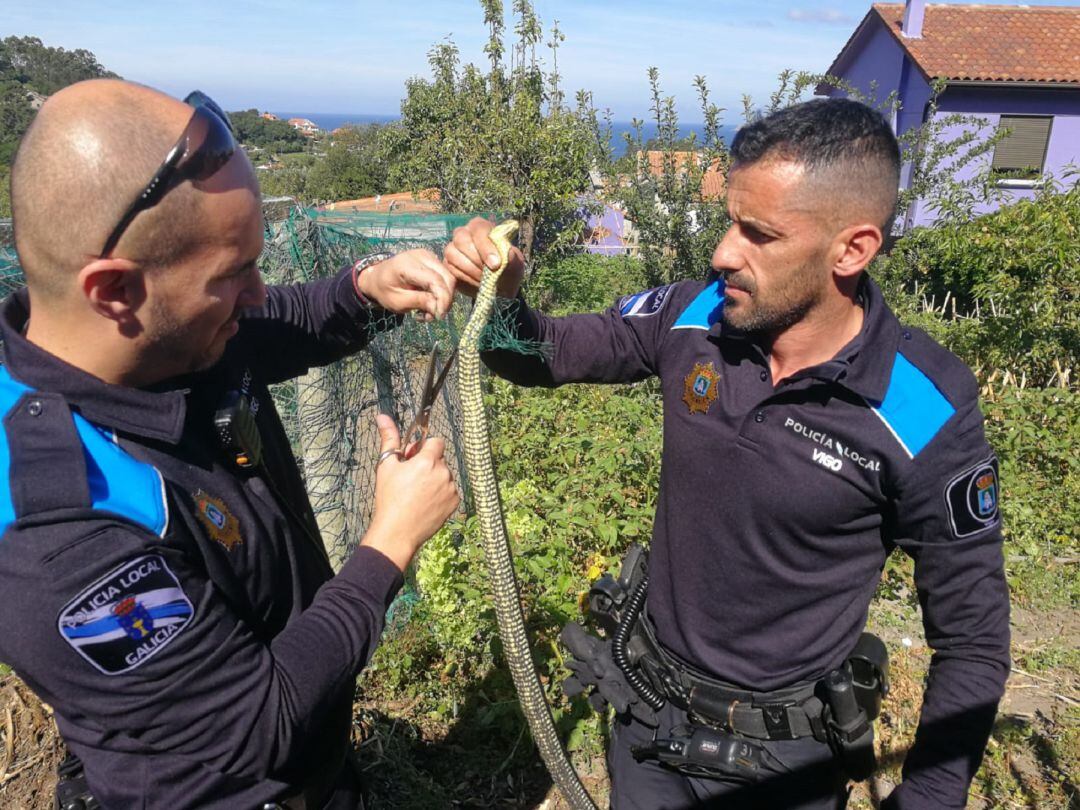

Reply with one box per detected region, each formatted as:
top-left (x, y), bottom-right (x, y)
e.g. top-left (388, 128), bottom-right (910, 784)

top-left (457, 220), bottom-right (598, 810)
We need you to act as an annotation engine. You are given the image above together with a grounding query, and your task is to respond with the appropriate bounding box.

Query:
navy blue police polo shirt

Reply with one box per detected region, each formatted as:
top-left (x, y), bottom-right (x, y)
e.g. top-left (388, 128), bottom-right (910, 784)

top-left (483, 272), bottom-right (1010, 808)
top-left (0, 268), bottom-right (403, 809)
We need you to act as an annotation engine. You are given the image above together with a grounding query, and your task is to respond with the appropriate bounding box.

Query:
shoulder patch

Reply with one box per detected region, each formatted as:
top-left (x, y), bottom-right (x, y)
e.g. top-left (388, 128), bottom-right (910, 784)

top-left (868, 352), bottom-right (956, 458)
top-left (672, 279), bottom-right (725, 331)
top-left (57, 555), bottom-right (194, 675)
top-left (944, 456), bottom-right (1000, 538)
top-left (618, 285), bottom-right (673, 318)
top-left (0, 365), bottom-right (168, 537)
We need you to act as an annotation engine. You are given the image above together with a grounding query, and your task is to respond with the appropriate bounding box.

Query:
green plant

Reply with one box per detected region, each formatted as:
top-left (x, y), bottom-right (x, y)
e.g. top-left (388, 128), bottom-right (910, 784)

top-left (528, 253), bottom-right (649, 314)
top-left (258, 154), bottom-right (316, 201)
top-left (383, 0), bottom-right (601, 266)
top-left (603, 69), bottom-right (729, 287)
top-left (227, 108), bottom-right (308, 154)
top-left (0, 164), bottom-right (11, 219)
top-left (367, 378), bottom-right (661, 743)
top-left (983, 387), bottom-right (1080, 606)
top-left (305, 124), bottom-right (390, 203)
top-left (876, 184), bottom-right (1080, 388)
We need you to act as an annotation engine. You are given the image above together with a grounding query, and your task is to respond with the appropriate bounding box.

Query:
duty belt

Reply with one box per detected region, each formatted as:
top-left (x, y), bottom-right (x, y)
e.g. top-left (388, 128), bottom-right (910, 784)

top-left (635, 615), bottom-right (827, 743)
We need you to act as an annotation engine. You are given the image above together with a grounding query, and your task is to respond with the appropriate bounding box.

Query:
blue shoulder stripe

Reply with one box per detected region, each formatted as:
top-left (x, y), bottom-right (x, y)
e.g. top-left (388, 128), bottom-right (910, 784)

top-left (0, 368), bottom-right (32, 536)
top-left (672, 279), bottom-right (725, 331)
top-left (0, 366), bottom-right (169, 537)
top-left (869, 353), bottom-right (955, 458)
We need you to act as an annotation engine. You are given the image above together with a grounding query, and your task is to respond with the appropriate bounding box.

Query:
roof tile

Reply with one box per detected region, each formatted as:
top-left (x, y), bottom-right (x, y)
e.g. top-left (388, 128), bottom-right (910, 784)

top-left (871, 3), bottom-right (1080, 84)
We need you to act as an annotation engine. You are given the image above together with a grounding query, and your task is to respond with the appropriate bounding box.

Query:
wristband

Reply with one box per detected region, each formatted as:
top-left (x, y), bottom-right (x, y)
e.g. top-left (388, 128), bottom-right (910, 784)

top-left (351, 252), bottom-right (394, 305)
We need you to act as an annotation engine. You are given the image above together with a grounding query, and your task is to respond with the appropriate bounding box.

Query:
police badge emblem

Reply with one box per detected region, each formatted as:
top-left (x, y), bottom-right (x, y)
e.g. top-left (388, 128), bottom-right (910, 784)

top-left (975, 472), bottom-right (997, 517)
top-left (945, 457), bottom-right (1001, 538)
top-left (683, 362), bottom-right (720, 414)
top-left (194, 490), bottom-right (243, 550)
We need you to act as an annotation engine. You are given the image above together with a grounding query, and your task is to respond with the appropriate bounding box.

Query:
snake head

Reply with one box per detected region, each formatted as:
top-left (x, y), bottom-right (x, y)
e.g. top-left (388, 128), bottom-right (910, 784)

top-left (489, 219), bottom-right (520, 275)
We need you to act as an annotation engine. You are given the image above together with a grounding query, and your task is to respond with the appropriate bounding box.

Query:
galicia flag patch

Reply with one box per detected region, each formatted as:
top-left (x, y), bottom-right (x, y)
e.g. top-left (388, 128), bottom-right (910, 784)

top-left (57, 555), bottom-right (194, 675)
top-left (944, 457), bottom-right (1001, 539)
top-left (619, 285), bottom-right (672, 318)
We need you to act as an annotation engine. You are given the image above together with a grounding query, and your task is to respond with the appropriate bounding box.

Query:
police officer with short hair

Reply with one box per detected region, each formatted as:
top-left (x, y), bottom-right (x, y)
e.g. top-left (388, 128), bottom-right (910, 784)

top-left (0, 79), bottom-right (461, 809)
top-left (445, 99), bottom-right (1010, 809)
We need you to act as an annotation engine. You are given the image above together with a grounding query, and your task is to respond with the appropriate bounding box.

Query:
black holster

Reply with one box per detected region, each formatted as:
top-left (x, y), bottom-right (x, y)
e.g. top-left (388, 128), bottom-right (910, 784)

top-left (819, 633), bottom-right (889, 780)
top-left (54, 753), bottom-right (99, 810)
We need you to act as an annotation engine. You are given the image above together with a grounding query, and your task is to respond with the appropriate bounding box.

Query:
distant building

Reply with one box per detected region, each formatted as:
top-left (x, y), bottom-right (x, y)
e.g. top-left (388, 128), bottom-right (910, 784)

top-left (579, 151), bottom-right (726, 256)
top-left (287, 117), bottom-right (322, 137)
top-left (636, 150), bottom-right (726, 200)
top-left (261, 112), bottom-right (280, 122)
top-left (323, 189), bottom-right (441, 214)
top-left (581, 202), bottom-right (634, 256)
top-left (819, 0), bottom-right (1080, 228)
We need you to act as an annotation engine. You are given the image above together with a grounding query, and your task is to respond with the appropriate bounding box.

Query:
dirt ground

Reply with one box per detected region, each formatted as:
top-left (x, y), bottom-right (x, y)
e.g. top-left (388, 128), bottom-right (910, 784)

top-left (0, 675), bottom-right (64, 810)
top-left (2, 606), bottom-right (1075, 809)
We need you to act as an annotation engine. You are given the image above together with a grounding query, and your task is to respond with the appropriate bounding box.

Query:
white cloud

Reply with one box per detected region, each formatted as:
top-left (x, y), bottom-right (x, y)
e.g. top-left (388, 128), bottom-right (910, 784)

top-left (787, 8), bottom-right (853, 24)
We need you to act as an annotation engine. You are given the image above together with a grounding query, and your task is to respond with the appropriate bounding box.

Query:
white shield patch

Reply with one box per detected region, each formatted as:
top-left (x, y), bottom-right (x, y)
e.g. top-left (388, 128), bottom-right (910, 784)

top-left (56, 555), bottom-right (194, 676)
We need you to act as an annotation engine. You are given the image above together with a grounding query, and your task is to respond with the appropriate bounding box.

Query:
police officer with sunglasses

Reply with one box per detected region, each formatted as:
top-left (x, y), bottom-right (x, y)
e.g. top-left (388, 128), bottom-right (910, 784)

top-left (0, 79), bottom-right (461, 809)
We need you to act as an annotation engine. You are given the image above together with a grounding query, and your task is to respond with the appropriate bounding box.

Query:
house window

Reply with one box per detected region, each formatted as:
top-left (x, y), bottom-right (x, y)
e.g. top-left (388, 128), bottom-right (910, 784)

top-left (991, 115), bottom-right (1052, 182)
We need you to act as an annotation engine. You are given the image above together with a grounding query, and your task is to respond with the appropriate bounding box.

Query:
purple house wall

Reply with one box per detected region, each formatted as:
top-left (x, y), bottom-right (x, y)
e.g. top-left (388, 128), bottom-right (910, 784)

top-left (914, 87), bottom-right (1080, 224)
top-left (582, 202), bottom-right (629, 255)
top-left (820, 0), bottom-right (1080, 229)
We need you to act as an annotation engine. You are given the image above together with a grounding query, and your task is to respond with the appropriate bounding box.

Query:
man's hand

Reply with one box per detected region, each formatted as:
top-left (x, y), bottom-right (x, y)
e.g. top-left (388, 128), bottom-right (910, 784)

top-left (360, 414), bottom-right (460, 572)
top-left (356, 249), bottom-right (455, 320)
top-left (443, 217), bottom-right (526, 299)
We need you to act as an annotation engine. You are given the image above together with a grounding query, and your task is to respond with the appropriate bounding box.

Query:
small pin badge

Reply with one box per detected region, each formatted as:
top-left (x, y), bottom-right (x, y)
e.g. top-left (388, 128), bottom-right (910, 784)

top-left (682, 361), bottom-right (721, 415)
top-left (193, 490), bottom-right (243, 551)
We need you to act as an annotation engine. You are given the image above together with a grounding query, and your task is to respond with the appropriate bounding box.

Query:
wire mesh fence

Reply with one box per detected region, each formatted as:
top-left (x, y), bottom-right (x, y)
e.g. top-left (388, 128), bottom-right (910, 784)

top-left (259, 205), bottom-right (483, 573)
top-left (0, 206), bottom-right (482, 579)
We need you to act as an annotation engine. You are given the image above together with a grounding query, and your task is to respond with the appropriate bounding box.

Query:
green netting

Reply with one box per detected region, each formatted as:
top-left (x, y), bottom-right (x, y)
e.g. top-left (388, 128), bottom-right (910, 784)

top-left (0, 207), bottom-right (546, 628)
top-left (259, 205), bottom-right (483, 584)
top-left (1, 222), bottom-right (18, 283)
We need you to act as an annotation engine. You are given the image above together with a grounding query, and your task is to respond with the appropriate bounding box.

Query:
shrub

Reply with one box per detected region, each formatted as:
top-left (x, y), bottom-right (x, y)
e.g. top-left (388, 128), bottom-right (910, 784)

top-left (528, 253), bottom-right (650, 314)
top-left (368, 378), bottom-right (661, 742)
top-left (876, 184), bottom-right (1080, 388)
top-left (983, 386), bottom-right (1080, 606)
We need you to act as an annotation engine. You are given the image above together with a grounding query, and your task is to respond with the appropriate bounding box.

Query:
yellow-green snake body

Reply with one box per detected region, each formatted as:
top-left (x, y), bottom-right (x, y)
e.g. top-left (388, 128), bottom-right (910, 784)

top-left (457, 220), bottom-right (597, 809)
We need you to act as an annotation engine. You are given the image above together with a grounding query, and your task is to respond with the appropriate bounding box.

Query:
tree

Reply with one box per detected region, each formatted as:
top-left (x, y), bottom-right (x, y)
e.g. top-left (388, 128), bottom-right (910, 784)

top-left (0, 164), bottom-right (11, 218)
top-left (0, 36), bottom-right (117, 95)
top-left (604, 69), bottom-right (730, 286)
top-left (228, 109), bottom-right (307, 153)
top-left (0, 81), bottom-right (37, 165)
top-left (383, 1), bottom-right (600, 265)
top-left (258, 155), bottom-right (316, 202)
top-left (305, 124), bottom-right (388, 202)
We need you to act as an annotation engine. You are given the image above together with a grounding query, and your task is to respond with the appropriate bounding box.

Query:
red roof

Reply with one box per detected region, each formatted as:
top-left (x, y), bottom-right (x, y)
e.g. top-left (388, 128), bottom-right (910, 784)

top-left (324, 189), bottom-right (440, 213)
top-left (637, 151), bottom-right (726, 200)
top-left (847, 4), bottom-right (1080, 85)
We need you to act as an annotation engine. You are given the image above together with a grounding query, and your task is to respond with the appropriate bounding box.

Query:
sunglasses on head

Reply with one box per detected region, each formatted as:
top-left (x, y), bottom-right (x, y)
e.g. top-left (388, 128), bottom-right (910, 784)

top-left (99, 90), bottom-right (236, 257)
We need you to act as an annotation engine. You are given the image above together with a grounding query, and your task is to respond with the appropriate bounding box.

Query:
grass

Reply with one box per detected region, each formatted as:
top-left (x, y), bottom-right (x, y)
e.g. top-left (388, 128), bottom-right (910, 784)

top-left (355, 592), bottom-right (1079, 809)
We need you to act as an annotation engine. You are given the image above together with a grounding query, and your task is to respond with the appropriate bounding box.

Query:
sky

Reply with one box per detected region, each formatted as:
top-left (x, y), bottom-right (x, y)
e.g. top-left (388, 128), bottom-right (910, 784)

top-left (3, 1), bottom-right (1077, 121)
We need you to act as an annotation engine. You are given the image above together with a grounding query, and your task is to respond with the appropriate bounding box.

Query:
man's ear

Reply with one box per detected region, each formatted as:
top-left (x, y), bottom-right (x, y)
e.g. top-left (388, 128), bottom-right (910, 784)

top-left (831, 222), bottom-right (883, 281)
top-left (77, 259), bottom-right (146, 323)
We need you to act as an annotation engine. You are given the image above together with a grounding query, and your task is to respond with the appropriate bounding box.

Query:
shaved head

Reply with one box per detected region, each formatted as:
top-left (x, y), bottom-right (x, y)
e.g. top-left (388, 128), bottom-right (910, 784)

top-left (11, 80), bottom-right (205, 299)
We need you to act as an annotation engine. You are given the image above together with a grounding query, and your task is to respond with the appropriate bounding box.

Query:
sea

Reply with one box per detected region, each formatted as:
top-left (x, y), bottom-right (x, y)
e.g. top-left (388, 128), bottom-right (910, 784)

top-left (273, 112), bottom-right (731, 156)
